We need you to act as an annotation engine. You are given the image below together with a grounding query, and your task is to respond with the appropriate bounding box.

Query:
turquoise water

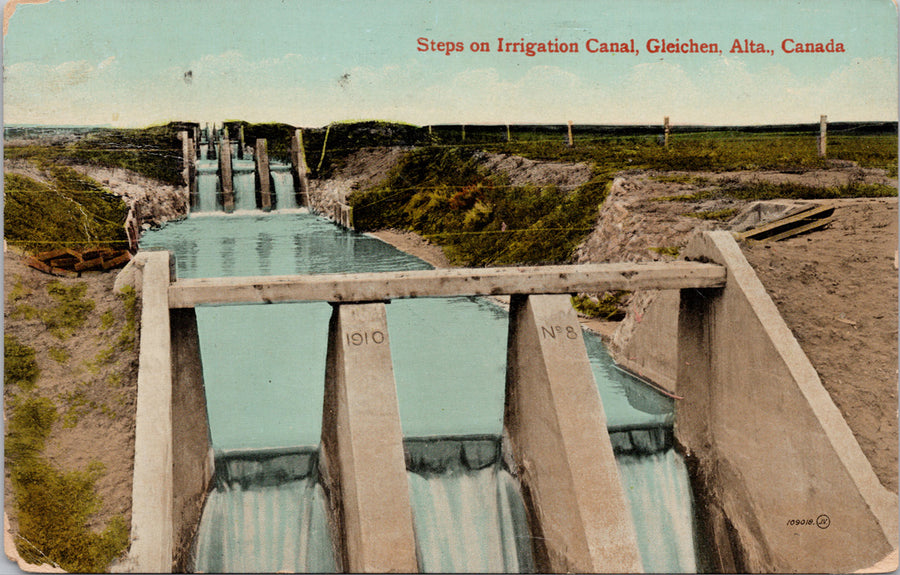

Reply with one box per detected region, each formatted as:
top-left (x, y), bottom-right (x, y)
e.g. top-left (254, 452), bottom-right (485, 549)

top-left (141, 212), bottom-right (673, 445)
top-left (141, 212), bottom-right (694, 572)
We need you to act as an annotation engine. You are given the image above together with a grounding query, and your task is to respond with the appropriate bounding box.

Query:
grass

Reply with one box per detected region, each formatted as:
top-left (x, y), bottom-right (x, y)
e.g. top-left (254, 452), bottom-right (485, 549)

top-left (571, 292), bottom-right (628, 320)
top-left (4, 169), bottom-right (129, 254)
top-left (42, 282), bottom-right (95, 339)
top-left (347, 128), bottom-right (895, 266)
top-left (5, 336), bottom-right (40, 392)
top-left (687, 208), bottom-right (740, 221)
top-left (649, 246), bottom-right (681, 257)
top-left (349, 146), bottom-right (610, 265)
top-left (116, 285), bottom-right (139, 348)
top-left (48, 347), bottom-right (71, 365)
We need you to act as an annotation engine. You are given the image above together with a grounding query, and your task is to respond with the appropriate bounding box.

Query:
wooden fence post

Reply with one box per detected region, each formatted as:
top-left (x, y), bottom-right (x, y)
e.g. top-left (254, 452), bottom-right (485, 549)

top-left (818, 115), bottom-right (827, 158)
top-left (567, 121), bottom-right (574, 147)
top-left (664, 116), bottom-right (670, 148)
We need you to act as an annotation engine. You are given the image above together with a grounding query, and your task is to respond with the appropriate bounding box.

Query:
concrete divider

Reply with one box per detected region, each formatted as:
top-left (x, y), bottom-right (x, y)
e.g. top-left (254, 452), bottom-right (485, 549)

top-left (122, 251), bottom-right (174, 572)
top-left (170, 308), bottom-right (214, 571)
top-left (676, 231), bottom-right (898, 572)
top-left (504, 294), bottom-right (643, 573)
top-left (319, 303), bottom-right (418, 572)
top-left (255, 139), bottom-right (272, 212)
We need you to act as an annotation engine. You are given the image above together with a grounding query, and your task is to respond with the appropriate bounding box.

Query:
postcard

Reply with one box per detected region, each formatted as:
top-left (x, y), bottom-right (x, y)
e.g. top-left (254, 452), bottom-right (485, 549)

top-left (2, 0), bottom-right (898, 572)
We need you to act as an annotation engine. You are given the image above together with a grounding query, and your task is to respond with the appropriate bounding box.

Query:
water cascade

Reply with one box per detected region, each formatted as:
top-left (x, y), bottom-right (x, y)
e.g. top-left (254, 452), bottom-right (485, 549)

top-left (272, 163), bottom-right (298, 210)
top-left (140, 212), bottom-right (700, 572)
top-left (192, 448), bottom-right (336, 573)
top-left (188, 130), bottom-right (303, 214)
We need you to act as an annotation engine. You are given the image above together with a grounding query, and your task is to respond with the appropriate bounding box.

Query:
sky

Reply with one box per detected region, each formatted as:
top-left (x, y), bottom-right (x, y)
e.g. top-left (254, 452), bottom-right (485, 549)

top-left (2, 0), bottom-right (897, 128)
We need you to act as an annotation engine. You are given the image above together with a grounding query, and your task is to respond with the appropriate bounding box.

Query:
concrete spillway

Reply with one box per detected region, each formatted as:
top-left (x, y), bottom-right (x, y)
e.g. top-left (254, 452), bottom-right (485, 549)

top-left (130, 212), bottom-right (702, 572)
top-left (183, 130), bottom-right (307, 214)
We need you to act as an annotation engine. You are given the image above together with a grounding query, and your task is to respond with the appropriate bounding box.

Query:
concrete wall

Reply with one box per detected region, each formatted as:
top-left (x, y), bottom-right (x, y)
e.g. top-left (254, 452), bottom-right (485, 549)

top-left (676, 231), bottom-right (898, 572)
top-left (169, 308), bottom-right (214, 572)
top-left (119, 251), bottom-right (174, 572)
top-left (116, 253), bottom-right (213, 573)
top-left (319, 303), bottom-right (418, 573)
top-left (609, 289), bottom-right (680, 393)
top-left (504, 294), bottom-right (643, 573)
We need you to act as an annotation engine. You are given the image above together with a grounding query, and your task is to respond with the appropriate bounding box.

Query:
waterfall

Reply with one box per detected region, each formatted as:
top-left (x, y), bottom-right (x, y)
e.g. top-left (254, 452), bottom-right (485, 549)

top-left (194, 162), bottom-right (218, 213)
top-left (192, 448), bottom-right (337, 573)
top-left (272, 165), bottom-right (297, 210)
top-left (232, 160), bottom-right (257, 211)
top-left (611, 428), bottom-right (699, 573)
top-left (142, 214), bottom-right (702, 572)
top-left (405, 437), bottom-right (535, 573)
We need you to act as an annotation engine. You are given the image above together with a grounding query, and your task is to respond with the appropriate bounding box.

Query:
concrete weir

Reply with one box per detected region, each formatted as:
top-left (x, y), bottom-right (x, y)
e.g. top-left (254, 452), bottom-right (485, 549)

top-left (118, 231), bottom-right (894, 572)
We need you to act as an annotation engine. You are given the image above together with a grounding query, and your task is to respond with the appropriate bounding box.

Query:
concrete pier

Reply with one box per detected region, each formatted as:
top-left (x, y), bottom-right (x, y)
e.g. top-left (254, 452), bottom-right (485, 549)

top-left (219, 130), bottom-right (234, 213)
top-left (255, 139), bottom-right (272, 212)
top-left (291, 128), bottom-right (311, 207)
top-left (504, 294), bottom-right (643, 573)
top-left (676, 231), bottom-right (898, 572)
top-left (319, 303), bottom-right (418, 573)
top-left (170, 308), bottom-right (213, 571)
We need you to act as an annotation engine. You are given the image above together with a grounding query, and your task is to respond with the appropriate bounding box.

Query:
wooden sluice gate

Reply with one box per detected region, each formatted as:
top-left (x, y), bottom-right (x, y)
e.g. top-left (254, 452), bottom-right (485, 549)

top-left (121, 233), bottom-right (898, 572)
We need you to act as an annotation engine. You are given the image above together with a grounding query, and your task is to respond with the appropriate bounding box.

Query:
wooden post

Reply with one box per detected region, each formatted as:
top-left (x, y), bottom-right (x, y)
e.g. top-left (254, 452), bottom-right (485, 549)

top-left (664, 116), bottom-right (670, 148)
top-left (506, 123), bottom-right (511, 142)
top-left (567, 120), bottom-right (574, 147)
top-left (238, 125), bottom-right (246, 160)
top-left (818, 115), bottom-right (827, 158)
top-left (462, 124), bottom-right (466, 142)
top-left (290, 129), bottom-right (310, 208)
top-left (219, 128), bottom-right (234, 213)
top-left (255, 139), bottom-right (272, 212)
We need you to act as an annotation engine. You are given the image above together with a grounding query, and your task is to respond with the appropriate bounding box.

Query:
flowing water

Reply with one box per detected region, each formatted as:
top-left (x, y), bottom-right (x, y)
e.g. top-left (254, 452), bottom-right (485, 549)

top-left (140, 211), bottom-right (697, 572)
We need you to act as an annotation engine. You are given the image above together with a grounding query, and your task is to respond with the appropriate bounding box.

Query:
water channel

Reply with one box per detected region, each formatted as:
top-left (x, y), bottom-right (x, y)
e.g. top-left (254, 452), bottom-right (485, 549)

top-left (140, 211), bottom-right (699, 572)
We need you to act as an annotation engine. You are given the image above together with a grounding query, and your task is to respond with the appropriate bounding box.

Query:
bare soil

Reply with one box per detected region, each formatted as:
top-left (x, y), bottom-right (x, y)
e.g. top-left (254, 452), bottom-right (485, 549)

top-left (3, 249), bottom-right (139, 540)
top-left (742, 198), bottom-right (898, 492)
top-left (571, 170), bottom-right (898, 494)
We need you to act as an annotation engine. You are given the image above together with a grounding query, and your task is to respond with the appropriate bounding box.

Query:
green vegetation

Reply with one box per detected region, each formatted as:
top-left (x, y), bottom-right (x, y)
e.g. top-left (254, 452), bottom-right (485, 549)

top-left (42, 282), bottom-right (95, 339)
top-left (116, 285), bottom-right (139, 348)
top-left (347, 126), bottom-right (895, 265)
top-left (655, 180), bottom-right (897, 203)
top-left (4, 169), bottom-right (129, 253)
top-left (5, 383), bottom-right (129, 572)
top-left (687, 208), bottom-right (740, 221)
top-left (571, 292), bottom-right (628, 321)
top-left (48, 347), bottom-right (71, 365)
top-left (5, 336), bottom-right (40, 392)
top-left (350, 147), bottom-right (609, 265)
top-left (649, 246), bottom-right (681, 258)
top-left (6, 123), bottom-right (186, 186)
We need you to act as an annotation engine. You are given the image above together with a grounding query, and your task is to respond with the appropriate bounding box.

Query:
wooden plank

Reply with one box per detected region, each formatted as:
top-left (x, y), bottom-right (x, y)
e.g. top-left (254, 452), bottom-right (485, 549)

top-left (49, 267), bottom-right (79, 278)
top-left (102, 251), bottom-right (132, 270)
top-left (738, 203), bottom-right (835, 241)
top-left (24, 256), bottom-right (52, 274)
top-left (759, 215), bottom-right (835, 243)
top-left (168, 261), bottom-right (727, 308)
top-left (75, 256), bottom-right (105, 271)
top-left (33, 248), bottom-right (69, 262)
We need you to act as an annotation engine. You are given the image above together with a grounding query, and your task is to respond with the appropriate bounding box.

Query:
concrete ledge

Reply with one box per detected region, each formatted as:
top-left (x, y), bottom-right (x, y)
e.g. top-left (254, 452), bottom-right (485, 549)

top-left (319, 303), bottom-right (418, 573)
top-left (677, 231), bottom-right (898, 572)
top-left (123, 251), bottom-right (174, 572)
top-left (168, 261), bottom-right (726, 308)
top-left (504, 294), bottom-right (643, 573)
